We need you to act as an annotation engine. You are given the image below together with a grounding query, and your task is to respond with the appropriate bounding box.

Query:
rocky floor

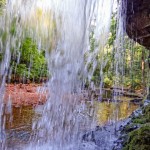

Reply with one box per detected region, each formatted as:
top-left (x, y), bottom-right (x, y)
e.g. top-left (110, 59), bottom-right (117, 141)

top-left (82, 99), bottom-right (150, 150)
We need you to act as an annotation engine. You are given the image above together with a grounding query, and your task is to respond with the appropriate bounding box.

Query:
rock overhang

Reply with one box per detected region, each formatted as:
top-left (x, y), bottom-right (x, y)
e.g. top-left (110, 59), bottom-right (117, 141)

top-left (125, 0), bottom-right (150, 50)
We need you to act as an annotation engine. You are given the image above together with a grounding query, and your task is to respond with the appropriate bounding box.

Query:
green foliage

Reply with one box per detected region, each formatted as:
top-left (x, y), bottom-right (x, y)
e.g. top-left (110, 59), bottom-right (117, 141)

top-left (0, 0), bottom-right (5, 7)
top-left (88, 15), bottom-right (116, 88)
top-left (10, 38), bottom-right (48, 82)
top-left (10, 18), bottom-right (17, 36)
top-left (103, 76), bottom-right (113, 88)
top-left (2, 31), bottom-right (7, 43)
top-left (123, 77), bottom-right (131, 87)
top-left (0, 0), bottom-right (5, 15)
top-left (14, 63), bottom-right (28, 77)
top-left (90, 33), bottom-right (149, 89)
top-left (108, 15), bottom-right (117, 46)
top-left (88, 12), bottom-right (149, 91)
top-left (90, 31), bottom-right (96, 52)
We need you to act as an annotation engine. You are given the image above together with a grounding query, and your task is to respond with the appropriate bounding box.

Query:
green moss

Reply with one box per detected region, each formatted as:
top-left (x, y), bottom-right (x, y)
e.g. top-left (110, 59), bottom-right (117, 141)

top-left (143, 105), bottom-right (150, 114)
top-left (122, 124), bottom-right (139, 133)
top-left (132, 117), bottom-right (149, 124)
top-left (132, 105), bottom-right (150, 124)
top-left (123, 126), bottom-right (150, 150)
top-left (123, 104), bottom-right (150, 150)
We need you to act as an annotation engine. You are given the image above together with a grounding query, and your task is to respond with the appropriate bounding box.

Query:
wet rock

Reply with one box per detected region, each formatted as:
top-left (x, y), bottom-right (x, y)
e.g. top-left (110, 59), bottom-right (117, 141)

top-left (113, 138), bottom-right (125, 150)
top-left (80, 142), bottom-right (99, 150)
top-left (121, 124), bottom-right (140, 134)
top-left (131, 108), bottom-right (143, 118)
top-left (82, 124), bottom-right (118, 149)
top-left (82, 131), bottom-right (96, 143)
top-left (143, 99), bottom-right (150, 106)
top-left (125, 0), bottom-right (150, 50)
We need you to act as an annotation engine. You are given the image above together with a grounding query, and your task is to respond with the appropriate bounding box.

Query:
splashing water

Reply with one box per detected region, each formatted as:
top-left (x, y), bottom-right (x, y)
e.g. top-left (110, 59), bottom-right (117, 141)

top-left (0, 0), bottom-right (125, 149)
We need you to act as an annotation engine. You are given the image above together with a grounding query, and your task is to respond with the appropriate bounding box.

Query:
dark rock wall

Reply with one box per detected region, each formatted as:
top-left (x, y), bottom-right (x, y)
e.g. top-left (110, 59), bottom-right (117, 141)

top-left (126, 0), bottom-right (150, 50)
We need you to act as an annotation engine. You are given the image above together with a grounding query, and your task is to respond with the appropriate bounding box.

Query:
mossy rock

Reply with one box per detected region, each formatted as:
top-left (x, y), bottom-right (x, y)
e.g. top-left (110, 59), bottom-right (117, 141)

top-left (122, 103), bottom-right (150, 150)
top-left (143, 105), bottom-right (150, 115)
top-left (132, 104), bottom-right (150, 124)
top-left (122, 124), bottom-right (139, 134)
top-left (132, 117), bottom-right (149, 124)
top-left (123, 125), bottom-right (150, 150)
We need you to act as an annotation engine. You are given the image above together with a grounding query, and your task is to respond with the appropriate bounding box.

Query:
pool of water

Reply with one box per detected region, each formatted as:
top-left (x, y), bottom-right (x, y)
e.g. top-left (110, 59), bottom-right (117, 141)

top-left (3, 106), bottom-right (39, 149)
top-left (95, 101), bottom-right (139, 125)
top-left (3, 95), bottom-right (140, 149)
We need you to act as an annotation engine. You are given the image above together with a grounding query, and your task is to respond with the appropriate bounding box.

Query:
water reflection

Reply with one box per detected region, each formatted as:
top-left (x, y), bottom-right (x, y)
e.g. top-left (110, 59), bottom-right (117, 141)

top-left (5, 106), bottom-right (36, 130)
top-left (96, 101), bottom-right (139, 126)
top-left (3, 106), bottom-right (40, 149)
top-left (4, 100), bottom-right (139, 132)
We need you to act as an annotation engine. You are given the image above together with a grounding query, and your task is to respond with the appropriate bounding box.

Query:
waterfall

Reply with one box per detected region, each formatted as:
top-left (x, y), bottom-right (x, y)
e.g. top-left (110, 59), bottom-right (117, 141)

top-left (0, 0), bottom-right (124, 149)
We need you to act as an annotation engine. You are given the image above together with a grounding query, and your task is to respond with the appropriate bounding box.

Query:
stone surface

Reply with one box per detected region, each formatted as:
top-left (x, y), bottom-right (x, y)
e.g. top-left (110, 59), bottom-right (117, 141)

top-left (126, 0), bottom-right (150, 50)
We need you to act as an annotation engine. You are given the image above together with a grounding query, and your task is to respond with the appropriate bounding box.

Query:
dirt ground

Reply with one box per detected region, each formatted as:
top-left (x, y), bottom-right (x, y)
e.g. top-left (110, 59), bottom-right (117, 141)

top-left (4, 84), bottom-right (48, 106)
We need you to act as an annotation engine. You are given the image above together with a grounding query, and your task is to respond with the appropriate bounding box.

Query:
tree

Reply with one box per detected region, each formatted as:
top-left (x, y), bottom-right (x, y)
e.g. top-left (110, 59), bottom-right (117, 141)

top-left (10, 38), bottom-right (49, 83)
